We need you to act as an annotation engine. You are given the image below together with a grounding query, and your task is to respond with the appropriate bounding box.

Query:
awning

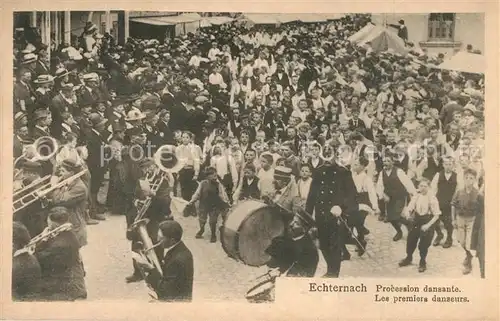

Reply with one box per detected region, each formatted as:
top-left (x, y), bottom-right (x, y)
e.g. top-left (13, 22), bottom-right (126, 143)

top-left (437, 51), bottom-right (485, 74)
top-left (348, 23), bottom-right (376, 43)
top-left (200, 16), bottom-right (234, 28)
top-left (131, 13), bottom-right (202, 26)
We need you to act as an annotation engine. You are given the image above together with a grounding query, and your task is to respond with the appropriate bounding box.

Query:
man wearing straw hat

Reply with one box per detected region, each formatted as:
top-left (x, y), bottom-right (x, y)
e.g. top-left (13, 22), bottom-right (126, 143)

top-left (33, 74), bottom-right (55, 108)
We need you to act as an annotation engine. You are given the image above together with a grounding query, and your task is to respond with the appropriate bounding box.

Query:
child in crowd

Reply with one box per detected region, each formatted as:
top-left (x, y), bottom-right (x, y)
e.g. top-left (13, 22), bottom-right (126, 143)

top-left (187, 167), bottom-right (230, 243)
top-left (451, 168), bottom-right (484, 275)
top-left (257, 153), bottom-right (275, 199)
top-left (399, 178), bottom-right (441, 272)
top-left (233, 163), bottom-right (260, 202)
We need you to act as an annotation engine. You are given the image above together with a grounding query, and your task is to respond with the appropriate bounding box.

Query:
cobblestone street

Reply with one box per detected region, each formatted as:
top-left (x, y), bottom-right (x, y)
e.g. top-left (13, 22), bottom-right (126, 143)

top-left (80, 183), bottom-right (482, 302)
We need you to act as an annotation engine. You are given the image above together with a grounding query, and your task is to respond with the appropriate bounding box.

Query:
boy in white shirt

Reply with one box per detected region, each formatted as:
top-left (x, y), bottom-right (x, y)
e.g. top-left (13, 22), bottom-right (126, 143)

top-left (399, 178), bottom-right (441, 272)
top-left (257, 154), bottom-right (275, 198)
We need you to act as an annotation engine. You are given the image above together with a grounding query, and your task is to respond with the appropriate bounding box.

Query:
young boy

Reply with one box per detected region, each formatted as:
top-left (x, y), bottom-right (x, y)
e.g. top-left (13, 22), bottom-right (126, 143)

top-left (451, 168), bottom-right (484, 275)
top-left (257, 153), bottom-right (275, 199)
top-left (187, 167), bottom-right (230, 243)
top-left (233, 163), bottom-right (261, 201)
top-left (399, 178), bottom-right (441, 272)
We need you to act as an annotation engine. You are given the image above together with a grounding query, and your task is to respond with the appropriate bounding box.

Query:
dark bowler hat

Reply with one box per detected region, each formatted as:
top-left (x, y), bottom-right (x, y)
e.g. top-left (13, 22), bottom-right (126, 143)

top-left (61, 157), bottom-right (82, 172)
top-left (33, 108), bottom-right (50, 121)
top-left (88, 113), bottom-right (107, 128)
top-left (22, 160), bottom-right (42, 171)
top-left (294, 206), bottom-right (316, 228)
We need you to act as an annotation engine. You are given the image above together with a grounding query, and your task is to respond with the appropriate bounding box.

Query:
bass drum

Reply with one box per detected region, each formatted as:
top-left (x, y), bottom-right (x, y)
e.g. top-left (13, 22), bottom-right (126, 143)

top-left (221, 200), bottom-right (285, 267)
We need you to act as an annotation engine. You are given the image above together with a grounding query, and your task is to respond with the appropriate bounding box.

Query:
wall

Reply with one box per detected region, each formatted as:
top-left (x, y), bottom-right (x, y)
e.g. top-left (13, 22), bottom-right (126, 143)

top-left (370, 13), bottom-right (485, 55)
top-left (70, 11), bottom-right (118, 38)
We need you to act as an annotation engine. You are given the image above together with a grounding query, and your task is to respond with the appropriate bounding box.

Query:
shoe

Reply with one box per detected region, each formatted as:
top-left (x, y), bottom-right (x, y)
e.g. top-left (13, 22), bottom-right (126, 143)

top-left (418, 261), bottom-right (427, 272)
top-left (95, 213), bottom-right (107, 221)
top-left (393, 232), bottom-right (403, 241)
top-left (86, 219), bottom-right (99, 225)
top-left (210, 235), bottom-right (217, 243)
top-left (125, 274), bottom-right (144, 283)
top-left (357, 241), bottom-right (367, 257)
top-left (195, 230), bottom-right (204, 239)
top-left (462, 257), bottom-right (473, 275)
top-left (433, 235), bottom-right (443, 246)
top-left (442, 239), bottom-right (452, 248)
top-left (398, 257), bottom-right (412, 267)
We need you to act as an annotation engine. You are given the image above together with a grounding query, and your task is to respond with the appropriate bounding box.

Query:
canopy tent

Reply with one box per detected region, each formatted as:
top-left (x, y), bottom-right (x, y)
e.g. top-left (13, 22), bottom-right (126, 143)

top-left (348, 22), bottom-right (376, 43)
top-left (130, 13), bottom-right (202, 37)
top-left (236, 13), bottom-right (345, 26)
top-left (437, 51), bottom-right (485, 74)
top-left (199, 16), bottom-right (235, 28)
top-left (357, 26), bottom-right (408, 55)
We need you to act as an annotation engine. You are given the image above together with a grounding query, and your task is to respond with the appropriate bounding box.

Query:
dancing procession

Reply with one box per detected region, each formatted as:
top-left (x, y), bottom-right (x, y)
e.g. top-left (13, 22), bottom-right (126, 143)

top-left (11, 12), bottom-right (485, 303)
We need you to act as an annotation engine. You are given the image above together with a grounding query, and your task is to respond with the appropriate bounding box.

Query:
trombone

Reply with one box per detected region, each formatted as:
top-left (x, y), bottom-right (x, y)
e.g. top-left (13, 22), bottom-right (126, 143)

top-left (14, 223), bottom-right (73, 257)
top-left (13, 169), bottom-right (88, 214)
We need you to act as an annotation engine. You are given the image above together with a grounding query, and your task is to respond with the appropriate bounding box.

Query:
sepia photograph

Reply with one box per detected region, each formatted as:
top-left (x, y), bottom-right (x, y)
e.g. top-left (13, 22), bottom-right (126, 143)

top-left (10, 10), bottom-right (487, 306)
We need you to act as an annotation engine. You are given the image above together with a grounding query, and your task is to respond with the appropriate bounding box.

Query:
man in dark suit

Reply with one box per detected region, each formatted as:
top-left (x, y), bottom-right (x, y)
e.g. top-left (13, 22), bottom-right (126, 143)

top-left (134, 220), bottom-right (194, 302)
top-left (50, 83), bottom-right (78, 139)
top-left (12, 221), bottom-right (41, 301)
top-left (14, 68), bottom-right (36, 115)
top-left (305, 161), bottom-right (358, 277)
top-left (86, 113), bottom-right (109, 220)
top-left (35, 207), bottom-right (87, 301)
top-left (77, 73), bottom-right (102, 107)
top-left (154, 109), bottom-right (174, 145)
top-left (31, 109), bottom-right (52, 140)
top-left (271, 62), bottom-right (290, 88)
top-left (389, 19), bottom-right (409, 43)
top-left (348, 109), bottom-right (366, 134)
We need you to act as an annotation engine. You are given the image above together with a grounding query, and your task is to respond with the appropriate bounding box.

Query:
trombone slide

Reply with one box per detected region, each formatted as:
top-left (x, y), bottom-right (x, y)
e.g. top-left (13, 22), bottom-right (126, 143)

top-left (133, 219), bottom-right (163, 276)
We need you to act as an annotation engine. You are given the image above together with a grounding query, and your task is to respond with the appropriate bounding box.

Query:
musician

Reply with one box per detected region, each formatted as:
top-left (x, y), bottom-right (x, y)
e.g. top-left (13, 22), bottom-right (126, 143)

top-left (35, 207), bottom-right (87, 301)
top-left (49, 157), bottom-right (89, 248)
top-left (133, 220), bottom-right (194, 302)
top-left (265, 207), bottom-right (318, 277)
top-left (305, 158), bottom-right (358, 277)
top-left (86, 113), bottom-right (109, 221)
top-left (264, 166), bottom-right (299, 218)
top-left (12, 221), bottom-right (41, 301)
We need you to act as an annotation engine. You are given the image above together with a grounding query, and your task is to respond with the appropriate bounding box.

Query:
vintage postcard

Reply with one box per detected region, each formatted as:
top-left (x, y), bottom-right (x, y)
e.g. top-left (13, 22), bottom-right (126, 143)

top-left (1, 0), bottom-right (498, 320)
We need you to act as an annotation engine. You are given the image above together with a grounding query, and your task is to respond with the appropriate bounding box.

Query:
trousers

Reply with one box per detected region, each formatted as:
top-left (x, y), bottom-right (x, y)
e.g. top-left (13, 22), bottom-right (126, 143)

top-left (406, 214), bottom-right (435, 261)
top-left (316, 214), bottom-right (346, 277)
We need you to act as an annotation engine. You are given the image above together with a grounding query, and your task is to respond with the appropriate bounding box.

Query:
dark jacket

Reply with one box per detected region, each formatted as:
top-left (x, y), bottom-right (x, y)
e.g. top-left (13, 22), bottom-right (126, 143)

top-left (146, 241), bottom-right (194, 302)
top-left (35, 230), bottom-right (87, 301)
top-left (12, 252), bottom-right (41, 301)
top-left (266, 234), bottom-right (318, 277)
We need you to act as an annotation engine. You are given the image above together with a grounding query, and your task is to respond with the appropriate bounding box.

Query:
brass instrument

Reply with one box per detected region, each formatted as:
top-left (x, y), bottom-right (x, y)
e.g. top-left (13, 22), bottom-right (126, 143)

top-left (13, 174), bottom-right (52, 200)
top-left (14, 136), bottom-right (59, 168)
top-left (13, 169), bottom-right (88, 214)
top-left (129, 145), bottom-right (184, 277)
top-left (13, 223), bottom-right (73, 257)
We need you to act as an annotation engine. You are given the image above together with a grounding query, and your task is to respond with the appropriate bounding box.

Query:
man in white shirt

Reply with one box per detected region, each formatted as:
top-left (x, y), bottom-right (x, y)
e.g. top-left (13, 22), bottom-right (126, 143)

top-left (377, 153), bottom-right (417, 241)
top-left (207, 42), bottom-right (221, 61)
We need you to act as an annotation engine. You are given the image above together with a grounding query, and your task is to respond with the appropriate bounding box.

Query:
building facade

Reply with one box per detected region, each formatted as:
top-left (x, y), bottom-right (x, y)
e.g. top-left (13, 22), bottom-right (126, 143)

top-left (371, 13), bottom-right (485, 56)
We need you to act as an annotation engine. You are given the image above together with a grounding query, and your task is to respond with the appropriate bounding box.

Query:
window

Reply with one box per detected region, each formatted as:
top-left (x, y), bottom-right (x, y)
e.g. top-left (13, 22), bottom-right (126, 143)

top-left (112, 21), bottom-right (118, 40)
top-left (428, 13), bottom-right (455, 41)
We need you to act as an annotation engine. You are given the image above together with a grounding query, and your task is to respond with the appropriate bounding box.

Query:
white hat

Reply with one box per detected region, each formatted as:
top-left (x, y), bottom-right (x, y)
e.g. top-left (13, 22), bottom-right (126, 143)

top-left (21, 53), bottom-right (38, 64)
top-left (83, 73), bottom-right (99, 82)
top-left (125, 110), bottom-right (146, 121)
top-left (33, 74), bottom-right (55, 84)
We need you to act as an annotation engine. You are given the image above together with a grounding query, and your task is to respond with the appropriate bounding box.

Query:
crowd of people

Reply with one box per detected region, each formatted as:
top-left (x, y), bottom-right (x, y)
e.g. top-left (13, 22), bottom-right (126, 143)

top-left (12, 13), bottom-right (485, 302)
